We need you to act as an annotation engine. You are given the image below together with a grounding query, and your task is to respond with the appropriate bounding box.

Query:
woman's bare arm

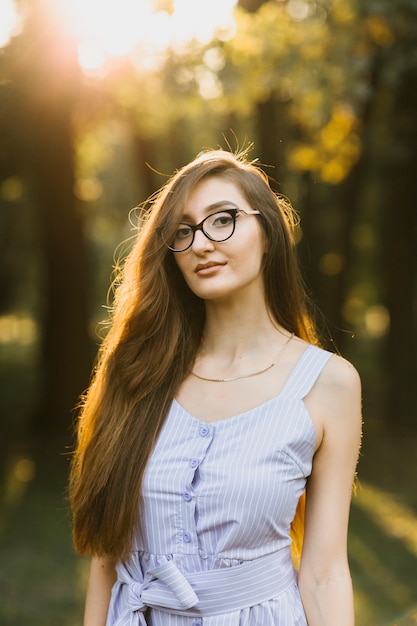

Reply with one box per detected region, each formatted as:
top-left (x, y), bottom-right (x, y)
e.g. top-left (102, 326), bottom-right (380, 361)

top-left (84, 556), bottom-right (117, 626)
top-left (299, 355), bottom-right (362, 625)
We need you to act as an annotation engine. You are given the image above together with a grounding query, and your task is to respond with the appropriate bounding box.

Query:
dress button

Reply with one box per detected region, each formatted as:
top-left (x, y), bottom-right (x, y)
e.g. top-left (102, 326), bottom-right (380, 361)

top-left (192, 621), bottom-right (202, 626)
top-left (182, 490), bottom-right (192, 502)
top-left (199, 425), bottom-right (209, 437)
top-left (189, 458), bottom-right (200, 468)
top-left (183, 531), bottom-right (191, 543)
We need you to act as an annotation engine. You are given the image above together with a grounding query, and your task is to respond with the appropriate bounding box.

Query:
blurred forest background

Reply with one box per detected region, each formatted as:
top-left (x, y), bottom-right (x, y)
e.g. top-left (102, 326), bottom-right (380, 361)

top-left (0, 0), bottom-right (416, 624)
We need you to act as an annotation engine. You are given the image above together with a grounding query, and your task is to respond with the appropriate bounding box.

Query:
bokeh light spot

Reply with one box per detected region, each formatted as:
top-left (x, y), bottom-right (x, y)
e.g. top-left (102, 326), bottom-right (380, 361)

top-left (1, 176), bottom-right (24, 202)
top-left (319, 252), bottom-right (345, 276)
top-left (365, 305), bottom-right (390, 339)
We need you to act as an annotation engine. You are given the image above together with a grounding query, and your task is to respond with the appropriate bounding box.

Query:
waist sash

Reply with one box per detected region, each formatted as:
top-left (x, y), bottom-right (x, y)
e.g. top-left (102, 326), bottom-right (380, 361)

top-left (112, 548), bottom-right (296, 623)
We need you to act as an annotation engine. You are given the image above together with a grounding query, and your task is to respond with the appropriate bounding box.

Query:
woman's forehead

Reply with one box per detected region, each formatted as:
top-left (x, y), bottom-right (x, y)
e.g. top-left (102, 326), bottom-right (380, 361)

top-left (182, 177), bottom-right (247, 216)
top-left (180, 200), bottom-right (238, 222)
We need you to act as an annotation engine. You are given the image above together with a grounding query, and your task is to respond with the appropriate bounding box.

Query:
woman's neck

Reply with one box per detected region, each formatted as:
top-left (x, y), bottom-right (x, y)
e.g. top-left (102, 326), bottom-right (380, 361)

top-left (200, 300), bottom-right (284, 359)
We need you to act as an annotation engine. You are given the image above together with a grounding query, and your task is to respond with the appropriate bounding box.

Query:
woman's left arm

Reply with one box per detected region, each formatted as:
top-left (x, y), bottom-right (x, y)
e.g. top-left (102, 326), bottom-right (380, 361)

top-left (298, 355), bottom-right (362, 626)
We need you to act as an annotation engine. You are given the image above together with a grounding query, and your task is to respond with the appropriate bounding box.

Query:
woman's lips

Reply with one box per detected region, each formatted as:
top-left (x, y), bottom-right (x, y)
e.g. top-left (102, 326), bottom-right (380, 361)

top-left (194, 261), bottom-right (225, 274)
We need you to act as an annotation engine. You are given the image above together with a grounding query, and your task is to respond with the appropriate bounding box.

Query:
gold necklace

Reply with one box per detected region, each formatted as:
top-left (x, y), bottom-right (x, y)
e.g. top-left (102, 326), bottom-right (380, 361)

top-left (191, 333), bottom-right (294, 383)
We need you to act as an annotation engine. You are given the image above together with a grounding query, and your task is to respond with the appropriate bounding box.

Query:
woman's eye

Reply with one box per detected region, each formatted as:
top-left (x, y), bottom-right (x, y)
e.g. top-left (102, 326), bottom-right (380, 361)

top-left (212, 213), bottom-right (234, 227)
top-left (176, 226), bottom-right (192, 239)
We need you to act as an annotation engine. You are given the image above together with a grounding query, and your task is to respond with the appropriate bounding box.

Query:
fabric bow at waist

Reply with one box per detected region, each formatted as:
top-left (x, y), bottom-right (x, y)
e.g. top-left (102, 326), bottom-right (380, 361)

top-left (109, 548), bottom-right (296, 625)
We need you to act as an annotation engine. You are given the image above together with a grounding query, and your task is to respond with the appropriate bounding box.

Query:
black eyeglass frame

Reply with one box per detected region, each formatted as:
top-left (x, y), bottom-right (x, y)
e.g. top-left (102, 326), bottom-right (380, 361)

top-left (159, 205), bottom-right (261, 252)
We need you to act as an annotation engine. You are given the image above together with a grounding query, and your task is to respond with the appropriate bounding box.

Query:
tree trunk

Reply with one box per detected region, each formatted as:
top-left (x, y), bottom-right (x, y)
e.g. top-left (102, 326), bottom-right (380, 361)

top-left (132, 132), bottom-right (160, 201)
top-left (382, 66), bottom-right (417, 433)
top-left (14, 4), bottom-right (93, 446)
top-left (27, 100), bottom-right (93, 444)
top-left (256, 96), bottom-right (291, 190)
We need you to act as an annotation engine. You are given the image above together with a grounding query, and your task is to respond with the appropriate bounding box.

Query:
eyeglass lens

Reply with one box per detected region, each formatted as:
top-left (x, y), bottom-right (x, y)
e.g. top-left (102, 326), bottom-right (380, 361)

top-left (167, 210), bottom-right (237, 252)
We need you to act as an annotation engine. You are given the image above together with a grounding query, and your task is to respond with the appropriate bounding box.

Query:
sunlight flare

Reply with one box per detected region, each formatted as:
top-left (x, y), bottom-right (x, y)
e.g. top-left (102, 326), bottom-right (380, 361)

top-left (0, 0), bottom-right (23, 48)
top-left (0, 0), bottom-right (237, 70)
top-left (45, 0), bottom-right (237, 73)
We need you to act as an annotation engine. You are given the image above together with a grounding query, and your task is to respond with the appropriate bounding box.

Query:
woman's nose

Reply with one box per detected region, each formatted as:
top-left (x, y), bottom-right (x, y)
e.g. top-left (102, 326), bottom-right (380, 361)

top-left (191, 228), bottom-right (215, 252)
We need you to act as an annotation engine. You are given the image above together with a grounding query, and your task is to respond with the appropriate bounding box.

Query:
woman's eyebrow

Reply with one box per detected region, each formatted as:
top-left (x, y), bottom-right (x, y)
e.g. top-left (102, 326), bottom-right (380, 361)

top-left (180, 200), bottom-right (239, 221)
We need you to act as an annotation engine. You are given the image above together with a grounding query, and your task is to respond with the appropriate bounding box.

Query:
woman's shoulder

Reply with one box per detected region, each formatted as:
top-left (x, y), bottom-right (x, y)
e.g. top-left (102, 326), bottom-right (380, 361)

top-left (314, 350), bottom-right (362, 428)
top-left (293, 338), bottom-right (360, 386)
top-left (303, 344), bottom-right (361, 413)
top-left (321, 350), bottom-right (361, 394)
top-left (304, 347), bottom-right (362, 448)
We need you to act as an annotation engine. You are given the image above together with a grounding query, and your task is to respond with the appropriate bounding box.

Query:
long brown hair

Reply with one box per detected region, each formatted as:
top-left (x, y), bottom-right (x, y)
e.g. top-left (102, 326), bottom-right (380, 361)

top-left (69, 148), bottom-right (319, 559)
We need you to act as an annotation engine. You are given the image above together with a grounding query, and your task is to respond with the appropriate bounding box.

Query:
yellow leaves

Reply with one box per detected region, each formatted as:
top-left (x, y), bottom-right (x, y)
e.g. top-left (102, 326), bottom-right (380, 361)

top-left (228, 2), bottom-right (289, 94)
top-left (331, 0), bottom-right (357, 25)
top-left (299, 40), bottom-right (324, 60)
top-left (321, 104), bottom-right (356, 149)
top-left (289, 145), bottom-right (318, 171)
top-left (321, 160), bottom-right (347, 184)
top-left (224, 3), bottom-right (332, 118)
top-left (288, 145), bottom-right (354, 185)
top-left (288, 103), bottom-right (362, 184)
top-left (366, 15), bottom-right (394, 47)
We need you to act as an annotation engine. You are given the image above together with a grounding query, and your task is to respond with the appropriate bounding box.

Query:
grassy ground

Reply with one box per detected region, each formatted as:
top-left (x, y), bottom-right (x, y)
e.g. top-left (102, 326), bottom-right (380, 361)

top-left (349, 435), bottom-right (417, 625)
top-left (1, 349), bottom-right (416, 625)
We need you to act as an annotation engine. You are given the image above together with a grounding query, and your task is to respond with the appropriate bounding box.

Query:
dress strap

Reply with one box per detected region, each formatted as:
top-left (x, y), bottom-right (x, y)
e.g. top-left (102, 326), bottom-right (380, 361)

top-left (280, 344), bottom-right (333, 400)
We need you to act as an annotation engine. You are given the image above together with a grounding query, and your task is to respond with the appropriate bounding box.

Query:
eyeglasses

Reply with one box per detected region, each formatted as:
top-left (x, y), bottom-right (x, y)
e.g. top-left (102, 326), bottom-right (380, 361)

top-left (159, 204), bottom-right (261, 252)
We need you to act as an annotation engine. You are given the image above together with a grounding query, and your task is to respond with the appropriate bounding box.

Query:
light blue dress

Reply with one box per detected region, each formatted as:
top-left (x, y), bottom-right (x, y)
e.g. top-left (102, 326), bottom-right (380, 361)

top-left (106, 344), bottom-right (333, 625)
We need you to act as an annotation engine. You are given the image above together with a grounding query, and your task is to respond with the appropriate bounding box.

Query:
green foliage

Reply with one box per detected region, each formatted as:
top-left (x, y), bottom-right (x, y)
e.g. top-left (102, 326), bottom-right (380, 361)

top-left (87, 0), bottom-right (405, 184)
top-left (216, 1), bottom-right (373, 182)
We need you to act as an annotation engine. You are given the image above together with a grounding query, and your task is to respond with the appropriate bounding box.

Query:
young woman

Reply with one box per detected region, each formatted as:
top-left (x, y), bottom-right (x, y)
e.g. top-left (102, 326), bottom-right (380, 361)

top-left (70, 149), bottom-right (362, 626)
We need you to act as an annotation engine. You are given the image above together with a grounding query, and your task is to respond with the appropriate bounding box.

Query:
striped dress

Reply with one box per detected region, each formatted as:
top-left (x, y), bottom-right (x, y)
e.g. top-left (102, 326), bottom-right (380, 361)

top-left (106, 344), bottom-right (333, 626)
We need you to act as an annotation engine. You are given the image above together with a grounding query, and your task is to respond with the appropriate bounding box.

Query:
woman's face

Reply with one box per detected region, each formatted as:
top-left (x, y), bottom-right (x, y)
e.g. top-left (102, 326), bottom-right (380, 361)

top-left (173, 176), bottom-right (267, 304)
